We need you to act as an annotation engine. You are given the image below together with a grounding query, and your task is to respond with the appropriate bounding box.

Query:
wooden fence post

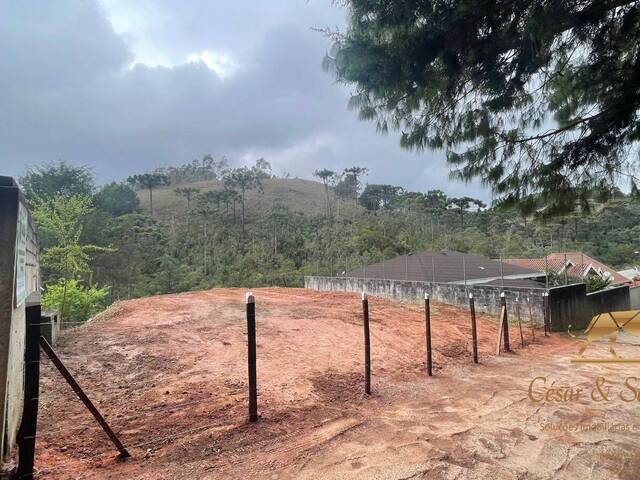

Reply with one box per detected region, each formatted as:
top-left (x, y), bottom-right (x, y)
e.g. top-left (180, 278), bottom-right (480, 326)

top-left (527, 298), bottom-right (535, 342)
top-left (496, 306), bottom-right (505, 355)
top-left (543, 292), bottom-right (549, 336)
top-left (362, 292), bottom-right (371, 394)
top-left (469, 293), bottom-right (478, 364)
top-left (246, 292), bottom-right (258, 422)
top-left (424, 293), bottom-right (432, 375)
top-left (500, 292), bottom-right (510, 352)
top-left (516, 298), bottom-right (524, 348)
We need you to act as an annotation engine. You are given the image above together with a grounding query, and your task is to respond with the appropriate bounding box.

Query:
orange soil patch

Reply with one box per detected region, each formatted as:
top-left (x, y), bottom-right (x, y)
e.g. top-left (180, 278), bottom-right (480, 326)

top-left (34, 288), bottom-right (640, 479)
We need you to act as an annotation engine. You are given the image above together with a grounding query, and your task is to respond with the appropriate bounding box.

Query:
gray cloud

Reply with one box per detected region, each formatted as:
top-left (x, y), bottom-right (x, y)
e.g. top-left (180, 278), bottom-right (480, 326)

top-left (0, 0), bottom-right (487, 199)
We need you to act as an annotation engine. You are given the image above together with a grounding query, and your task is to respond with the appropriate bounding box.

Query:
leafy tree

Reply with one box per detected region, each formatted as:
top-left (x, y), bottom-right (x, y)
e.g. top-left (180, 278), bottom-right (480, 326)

top-left (32, 195), bottom-right (111, 323)
top-left (174, 187), bottom-right (200, 209)
top-left (447, 197), bottom-right (486, 228)
top-left (313, 168), bottom-right (336, 215)
top-left (254, 158), bottom-right (274, 179)
top-left (343, 166), bottom-right (368, 204)
top-left (223, 167), bottom-right (262, 235)
top-left (334, 173), bottom-right (358, 202)
top-left (127, 172), bottom-right (170, 216)
top-left (424, 190), bottom-right (449, 212)
top-left (585, 275), bottom-right (612, 293)
top-left (20, 160), bottom-right (93, 200)
top-left (154, 154), bottom-right (230, 184)
top-left (92, 213), bottom-right (168, 300)
top-left (194, 190), bottom-right (221, 218)
top-left (359, 184), bottom-right (403, 212)
top-left (325, 1), bottom-right (640, 215)
top-left (94, 182), bottom-right (139, 216)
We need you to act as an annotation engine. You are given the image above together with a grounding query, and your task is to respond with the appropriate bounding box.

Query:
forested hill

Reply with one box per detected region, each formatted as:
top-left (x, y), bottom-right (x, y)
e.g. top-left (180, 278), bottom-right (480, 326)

top-left (18, 159), bottom-right (640, 326)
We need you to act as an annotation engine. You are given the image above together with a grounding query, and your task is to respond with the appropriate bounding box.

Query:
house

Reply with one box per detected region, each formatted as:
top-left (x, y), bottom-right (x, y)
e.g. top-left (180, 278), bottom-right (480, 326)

top-left (503, 252), bottom-right (630, 286)
top-left (619, 267), bottom-right (640, 309)
top-left (345, 250), bottom-right (546, 288)
top-left (619, 267), bottom-right (640, 284)
top-left (306, 250), bottom-right (631, 329)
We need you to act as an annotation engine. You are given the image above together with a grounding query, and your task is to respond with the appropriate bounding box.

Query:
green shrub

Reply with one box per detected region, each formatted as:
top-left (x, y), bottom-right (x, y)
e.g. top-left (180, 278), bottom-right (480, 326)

top-left (43, 279), bottom-right (109, 324)
top-left (585, 275), bottom-right (612, 293)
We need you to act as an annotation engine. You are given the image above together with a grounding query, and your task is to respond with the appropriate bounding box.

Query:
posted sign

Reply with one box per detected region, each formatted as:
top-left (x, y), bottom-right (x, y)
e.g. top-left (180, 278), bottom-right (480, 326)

top-left (14, 203), bottom-right (28, 307)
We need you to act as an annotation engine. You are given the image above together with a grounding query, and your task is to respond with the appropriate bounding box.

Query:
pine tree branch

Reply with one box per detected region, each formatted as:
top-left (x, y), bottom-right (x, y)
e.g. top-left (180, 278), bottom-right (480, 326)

top-left (503, 112), bottom-right (604, 145)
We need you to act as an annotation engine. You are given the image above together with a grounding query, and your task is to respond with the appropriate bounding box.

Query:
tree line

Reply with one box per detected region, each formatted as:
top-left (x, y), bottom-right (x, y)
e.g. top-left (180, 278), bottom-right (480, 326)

top-left (18, 158), bottom-right (640, 326)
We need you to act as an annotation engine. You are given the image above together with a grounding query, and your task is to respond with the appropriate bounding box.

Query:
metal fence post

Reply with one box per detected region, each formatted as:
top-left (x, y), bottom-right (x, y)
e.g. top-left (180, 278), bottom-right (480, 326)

top-left (425, 293), bottom-right (432, 375)
top-left (16, 299), bottom-right (41, 479)
top-left (246, 292), bottom-right (258, 422)
top-left (469, 293), bottom-right (478, 364)
top-left (500, 292), bottom-right (510, 352)
top-left (362, 292), bottom-right (371, 394)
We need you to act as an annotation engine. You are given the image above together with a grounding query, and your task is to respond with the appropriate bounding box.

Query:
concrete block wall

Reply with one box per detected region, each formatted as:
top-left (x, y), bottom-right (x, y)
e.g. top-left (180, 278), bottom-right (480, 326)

top-left (304, 276), bottom-right (547, 325)
top-left (40, 311), bottom-right (60, 346)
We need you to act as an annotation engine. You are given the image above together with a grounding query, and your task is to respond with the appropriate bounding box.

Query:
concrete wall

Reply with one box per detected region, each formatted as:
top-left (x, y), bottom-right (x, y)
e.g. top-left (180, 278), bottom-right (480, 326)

top-left (0, 177), bottom-right (39, 462)
top-left (546, 283), bottom-right (630, 332)
top-left (630, 286), bottom-right (640, 310)
top-left (40, 311), bottom-right (60, 346)
top-left (587, 285), bottom-right (631, 318)
top-left (306, 276), bottom-right (632, 333)
top-left (304, 276), bottom-right (547, 325)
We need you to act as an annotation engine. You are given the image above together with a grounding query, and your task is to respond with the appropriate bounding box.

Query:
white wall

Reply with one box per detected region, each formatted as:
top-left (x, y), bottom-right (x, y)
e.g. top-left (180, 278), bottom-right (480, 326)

top-left (631, 286), bottom-right (640, 310)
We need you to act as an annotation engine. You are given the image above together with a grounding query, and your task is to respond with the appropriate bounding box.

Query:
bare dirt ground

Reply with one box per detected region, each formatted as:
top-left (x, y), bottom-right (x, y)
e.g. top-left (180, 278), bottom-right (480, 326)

top-left (35, 288), bottom-right (640, 479)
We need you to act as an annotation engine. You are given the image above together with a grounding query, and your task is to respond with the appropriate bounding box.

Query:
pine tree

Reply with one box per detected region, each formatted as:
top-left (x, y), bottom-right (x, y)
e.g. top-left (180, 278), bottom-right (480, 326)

top-left (325, 0), bottom-right (640, 215)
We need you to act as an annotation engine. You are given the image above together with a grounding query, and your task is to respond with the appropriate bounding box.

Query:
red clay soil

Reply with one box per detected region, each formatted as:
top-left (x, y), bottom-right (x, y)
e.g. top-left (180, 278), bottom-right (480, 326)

top-left (34, 288), bottom-right (640, 479)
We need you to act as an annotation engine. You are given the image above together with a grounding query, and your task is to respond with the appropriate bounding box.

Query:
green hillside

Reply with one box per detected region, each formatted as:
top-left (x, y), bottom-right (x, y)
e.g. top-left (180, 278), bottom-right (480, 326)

top-left (21, 160), bottom-right (640, 315)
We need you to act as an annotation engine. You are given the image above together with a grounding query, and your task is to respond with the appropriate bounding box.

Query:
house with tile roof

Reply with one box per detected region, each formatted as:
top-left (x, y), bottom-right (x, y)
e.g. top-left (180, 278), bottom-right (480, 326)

top-left (503, 252), bottom-right (630, 286)
top-left (346, 250), bottom-right (546, 288)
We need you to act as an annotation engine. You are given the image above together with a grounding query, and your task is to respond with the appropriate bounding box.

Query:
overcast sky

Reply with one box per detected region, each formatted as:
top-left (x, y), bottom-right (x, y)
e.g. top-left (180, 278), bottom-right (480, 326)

top-left (0, 0), bottom-right (487, 198)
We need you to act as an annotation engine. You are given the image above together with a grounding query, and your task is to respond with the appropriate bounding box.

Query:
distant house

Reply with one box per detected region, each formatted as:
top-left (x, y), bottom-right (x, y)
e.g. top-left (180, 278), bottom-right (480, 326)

top-left (619, 267), bottom-right (640, 309)
top-left (619, 267), bottom-right (640, 284)
top-left (503, 252), bottom-right (630, 286)
top-left (307, 250), bottom-right (633, 327)
top-left (346, 250), bottom-right (546, 288)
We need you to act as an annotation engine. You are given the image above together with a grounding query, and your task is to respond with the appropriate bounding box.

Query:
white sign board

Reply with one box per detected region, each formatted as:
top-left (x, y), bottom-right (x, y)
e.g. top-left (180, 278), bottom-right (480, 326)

top-left (14, 202), bottom-right (28, 307)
